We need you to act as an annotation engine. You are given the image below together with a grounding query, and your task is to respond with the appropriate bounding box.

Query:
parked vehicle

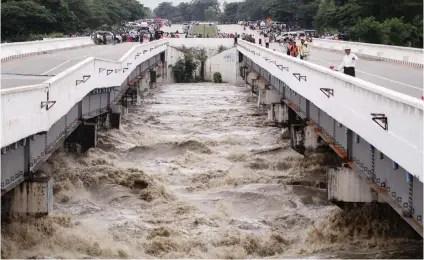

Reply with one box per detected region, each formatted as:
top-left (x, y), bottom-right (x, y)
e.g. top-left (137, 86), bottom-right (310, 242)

top-left (91, 31), bottom-right (122, 44)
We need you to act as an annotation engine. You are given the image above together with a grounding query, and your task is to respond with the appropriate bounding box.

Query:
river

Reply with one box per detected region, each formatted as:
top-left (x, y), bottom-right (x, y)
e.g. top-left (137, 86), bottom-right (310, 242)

top-left (1, 83), bottom-right (422, 259)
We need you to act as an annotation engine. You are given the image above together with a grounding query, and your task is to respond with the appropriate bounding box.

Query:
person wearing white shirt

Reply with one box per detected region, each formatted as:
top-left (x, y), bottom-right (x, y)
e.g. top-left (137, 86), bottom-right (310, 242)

top-left (336, 47), bottom-right (359, 77)
top-left (264, 35), bottom-right (270, 48)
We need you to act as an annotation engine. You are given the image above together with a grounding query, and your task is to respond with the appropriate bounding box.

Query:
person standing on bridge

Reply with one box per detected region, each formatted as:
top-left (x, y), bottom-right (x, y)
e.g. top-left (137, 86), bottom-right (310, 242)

top-left (264, 35), bottom-right (270, 48)
top-left (336, 46), bottom-right (359, 77)
top-left (300, 42), bottom-right (310, 61)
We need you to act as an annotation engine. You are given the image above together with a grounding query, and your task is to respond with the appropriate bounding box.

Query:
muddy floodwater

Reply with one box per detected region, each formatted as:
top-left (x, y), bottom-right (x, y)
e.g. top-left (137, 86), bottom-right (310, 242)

top-left (1, 83), bottom-right (422, 259)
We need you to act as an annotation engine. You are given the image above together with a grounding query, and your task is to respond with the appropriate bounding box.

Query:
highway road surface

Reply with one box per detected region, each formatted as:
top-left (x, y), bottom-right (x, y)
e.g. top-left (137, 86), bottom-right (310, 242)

top-left (217, 24), bottom-right (423, 99)
top-left (1, 43), bottom-right (140, 89)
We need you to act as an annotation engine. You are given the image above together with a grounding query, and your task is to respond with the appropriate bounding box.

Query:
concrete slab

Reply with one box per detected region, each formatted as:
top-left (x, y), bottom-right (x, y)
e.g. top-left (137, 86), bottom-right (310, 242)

top-left (1, 43), bottom-right (141, 89)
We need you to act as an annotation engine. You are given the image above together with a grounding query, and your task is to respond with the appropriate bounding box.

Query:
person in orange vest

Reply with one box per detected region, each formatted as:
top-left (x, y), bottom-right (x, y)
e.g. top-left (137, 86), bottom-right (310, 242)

top-left (286, 39), bottom-right (292, 55)
top-left (291, 41), bottom-right (298, 57)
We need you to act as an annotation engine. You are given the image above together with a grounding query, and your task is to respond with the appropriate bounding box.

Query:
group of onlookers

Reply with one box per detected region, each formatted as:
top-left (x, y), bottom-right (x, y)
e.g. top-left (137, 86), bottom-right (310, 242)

top-left (280, 38), bottom-right (310, 60)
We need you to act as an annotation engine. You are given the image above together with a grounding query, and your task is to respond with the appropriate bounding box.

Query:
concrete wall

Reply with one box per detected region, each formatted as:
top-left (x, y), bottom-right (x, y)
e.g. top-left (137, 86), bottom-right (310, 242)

top-left (1, 37), bottom-right (93, 61)
top-left (167, 47), bottom-right (186, 83)
top-left (205, 47), bottom-right (238, 84)
top-left (169, 38), bottom-right (234, 49)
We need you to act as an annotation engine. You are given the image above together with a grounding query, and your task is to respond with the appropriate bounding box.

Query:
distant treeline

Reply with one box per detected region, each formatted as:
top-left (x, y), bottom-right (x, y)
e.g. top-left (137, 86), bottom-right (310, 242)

top-left (1, 0), bottom-right (153, 42)
top-left (154, 0), bottom-right (423, 48)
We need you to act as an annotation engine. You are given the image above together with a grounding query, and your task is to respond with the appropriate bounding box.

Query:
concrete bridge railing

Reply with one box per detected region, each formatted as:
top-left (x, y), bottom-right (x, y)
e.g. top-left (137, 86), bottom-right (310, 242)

top-left (238, 40), bottom-right (423, 181)
top-left (311, 38), bottom-right (424, 67)
top-left (1, 39), bottom-right (169, 148)
top-left (1, 37), bottom-right (94, 61)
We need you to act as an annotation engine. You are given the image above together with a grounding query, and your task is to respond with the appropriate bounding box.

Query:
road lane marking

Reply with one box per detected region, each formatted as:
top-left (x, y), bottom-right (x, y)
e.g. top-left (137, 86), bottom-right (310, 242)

top-left (309, 58), bottom-right (422, 91)
top-left (40, 47), bottom-right (118, 75)
top-left (41, 60), bottom-right (72, 75)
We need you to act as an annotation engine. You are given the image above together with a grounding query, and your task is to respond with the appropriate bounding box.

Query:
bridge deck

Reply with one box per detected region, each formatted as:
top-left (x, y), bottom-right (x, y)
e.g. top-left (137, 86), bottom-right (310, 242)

top-left (1, 43), bottom-right (140, 89)
top-left (216, 25), bottom-right (423, 99)
top-left (306, 48), bottom-right (423, 98)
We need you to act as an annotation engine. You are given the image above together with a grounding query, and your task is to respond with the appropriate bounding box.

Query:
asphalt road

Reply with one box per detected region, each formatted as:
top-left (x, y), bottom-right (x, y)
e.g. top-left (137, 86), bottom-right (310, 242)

top-left (217, 24), bottom-right (423, 99)
top-left (1, 43), bottom-right (140, 89)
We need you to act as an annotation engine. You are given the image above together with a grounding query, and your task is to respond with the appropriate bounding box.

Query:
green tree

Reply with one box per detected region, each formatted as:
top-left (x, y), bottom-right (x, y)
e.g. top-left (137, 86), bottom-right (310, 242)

top-left (204, 6), bottom-right (217, 21)
top-left (220, 2), bottom-right (240, 23)
top-left (348, 17), bottom-right (388, 44)
top-left (2, 0), bottom-right (148, 42)
top-left (172, 54), bottom-right (199, 83)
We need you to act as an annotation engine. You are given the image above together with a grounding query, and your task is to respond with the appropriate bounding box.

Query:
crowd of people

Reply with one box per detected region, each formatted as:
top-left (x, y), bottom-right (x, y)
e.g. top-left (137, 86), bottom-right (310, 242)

top-left (239, 25), bottom-right (356, 77)
top-left (240, 33), bottom-right (310, 60)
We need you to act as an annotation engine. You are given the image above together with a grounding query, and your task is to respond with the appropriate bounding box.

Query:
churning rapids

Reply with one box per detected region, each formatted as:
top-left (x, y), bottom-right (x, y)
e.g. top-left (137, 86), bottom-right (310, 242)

top-left (1, 83), bottom-right (422, 259)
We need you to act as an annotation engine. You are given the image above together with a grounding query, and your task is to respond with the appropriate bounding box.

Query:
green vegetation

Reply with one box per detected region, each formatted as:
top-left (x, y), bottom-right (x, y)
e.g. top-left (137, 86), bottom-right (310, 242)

top-left (220, 0), bottom-right (423, 48)
top-left (153, 0), bottom-right (422, 47)
top-left (213, 72), bottom-right (223, 83)
top-left (1, 0), bottom-right (151, 42)
top-left (153, 0), bottom-right (220, 22)
top-left (191, 24), bottom-right (217, 37)
top-left (172, 54), bottom-right (199, 83)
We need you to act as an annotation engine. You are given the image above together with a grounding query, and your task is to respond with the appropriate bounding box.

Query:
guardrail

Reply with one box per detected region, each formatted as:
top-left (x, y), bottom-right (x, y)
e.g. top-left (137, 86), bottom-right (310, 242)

top-left (1, 39), bottom-right (169, 148)
top-left (311, 38), bottom-right (424, 67)
top-left (238, 40), bottom-right (423, 181)
top-left (1, 37), bottom-right (94, 62)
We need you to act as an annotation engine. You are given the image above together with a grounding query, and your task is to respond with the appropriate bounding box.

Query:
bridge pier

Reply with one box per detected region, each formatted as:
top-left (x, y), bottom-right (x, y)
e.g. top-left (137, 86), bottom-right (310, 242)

top-left (268, 103), bottom-right (289, 126)
top-left (328, 168), bottom-right (384, 205)
top-left (256, 79), bottom-right (268, 106)
top-left (287, 108), bottom-right (319, 155)
top-left (109, 112), bottom-right (121, 129)
top-left (65, 120), bottom-right (97, 153)
top-left (245, 70), bottom-right (258, 93)
top-left (149, 68), bottom-right (157, 89)
top-left (137, 72), bottom-right (150, 105)
top-left (10, 177), bottom-right (54, 217)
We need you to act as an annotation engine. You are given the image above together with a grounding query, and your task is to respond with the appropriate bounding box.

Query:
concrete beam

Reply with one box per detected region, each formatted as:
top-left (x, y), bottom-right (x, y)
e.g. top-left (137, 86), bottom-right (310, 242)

top-left (11, 177), bottom-right (54, 216)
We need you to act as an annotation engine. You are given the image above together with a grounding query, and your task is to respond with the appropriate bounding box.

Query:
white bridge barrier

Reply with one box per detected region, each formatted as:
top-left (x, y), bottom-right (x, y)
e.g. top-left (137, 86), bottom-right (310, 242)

top-left (311, 38), bottom-right (424, 67)
top-left (1, 39), bottom-right (169, 148)
top-left (238, 40), bottom-right (423, 181)
top-left (1, 37), bottom-right (94, 62)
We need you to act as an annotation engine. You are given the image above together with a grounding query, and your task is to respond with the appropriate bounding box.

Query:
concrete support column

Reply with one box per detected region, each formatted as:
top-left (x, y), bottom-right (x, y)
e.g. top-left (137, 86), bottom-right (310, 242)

top-left (288, 107), bottom-right (305, 154)
top-left (266, 89), bottom-right (282, 121)
top-left (136, 77), bottom-right (148, 106)
top-left (11, 177), bottom-right (54, 216)
top-left (277, 103), bottom-right (289, 125)
top-left (246, 71), bottom-right (258, 88)
top-left (304, 125), bottom-right (319, 150)
top-left (109, 112), bottom-right (121, 129)
top-left (265, 89), bottom-right (281, 105)
top-left (121, 106), bottom-right (129, 117)
top-left (65, 121), bottom-right (97, 153)
top-left (257, 79), bottom-right (267, 106)
top-left (149, 68), bottom-right (157, 89)
top-left (328, 168), bottom-right (384, 204)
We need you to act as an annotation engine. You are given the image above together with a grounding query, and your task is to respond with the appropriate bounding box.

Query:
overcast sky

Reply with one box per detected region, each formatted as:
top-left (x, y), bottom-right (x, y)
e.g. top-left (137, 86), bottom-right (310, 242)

top-left (139, 0), bottom-right (239, 10)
